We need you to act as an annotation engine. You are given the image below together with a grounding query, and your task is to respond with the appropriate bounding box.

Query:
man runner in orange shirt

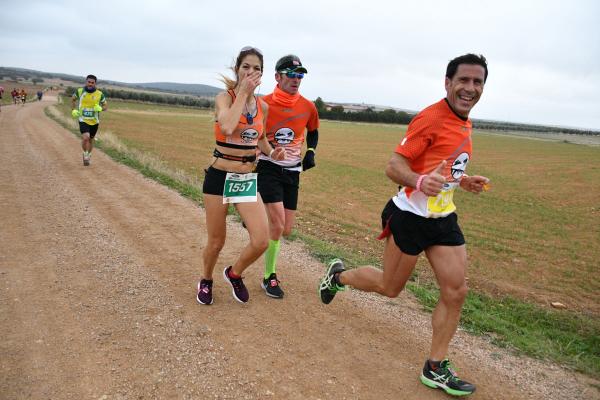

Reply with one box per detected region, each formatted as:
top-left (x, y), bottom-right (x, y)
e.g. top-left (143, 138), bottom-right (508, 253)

top-left (257, 55), bottom-right (320, 298)
top-left (319, 54), bottom-right (490, 397)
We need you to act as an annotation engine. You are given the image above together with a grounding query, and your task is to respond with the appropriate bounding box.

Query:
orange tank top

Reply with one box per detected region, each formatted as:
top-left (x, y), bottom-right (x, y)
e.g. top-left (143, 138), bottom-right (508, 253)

top-left (214, 90), bottom-right (264, 148)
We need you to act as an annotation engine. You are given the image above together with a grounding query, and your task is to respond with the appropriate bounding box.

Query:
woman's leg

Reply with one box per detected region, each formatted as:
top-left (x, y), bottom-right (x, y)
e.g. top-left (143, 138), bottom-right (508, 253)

top-left (232, 196), bottom-right (270, 275)
top-left (202, 194), bottom-right (229, 279)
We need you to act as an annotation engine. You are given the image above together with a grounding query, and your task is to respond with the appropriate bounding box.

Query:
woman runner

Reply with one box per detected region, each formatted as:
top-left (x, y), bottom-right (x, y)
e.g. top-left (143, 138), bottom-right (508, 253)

top-left (197, 46), bottom-right (285, 305)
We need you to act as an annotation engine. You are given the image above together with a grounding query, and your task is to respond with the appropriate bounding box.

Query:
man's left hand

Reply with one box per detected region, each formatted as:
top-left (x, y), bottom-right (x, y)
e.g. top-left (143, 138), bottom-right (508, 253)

top-left (302, 150), bottom-right (316, 171)
top-left (460, 175), bottom-right (490, 194)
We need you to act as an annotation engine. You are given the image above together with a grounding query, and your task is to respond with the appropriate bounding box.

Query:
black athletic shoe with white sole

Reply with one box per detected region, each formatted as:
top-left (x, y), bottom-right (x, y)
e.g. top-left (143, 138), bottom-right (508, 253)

top-left (318, 258), bottom-right (346, 304)
top-left (261, 273), bottom-right (284, 298)
top-left (420, 359), bottom-right (476, 396)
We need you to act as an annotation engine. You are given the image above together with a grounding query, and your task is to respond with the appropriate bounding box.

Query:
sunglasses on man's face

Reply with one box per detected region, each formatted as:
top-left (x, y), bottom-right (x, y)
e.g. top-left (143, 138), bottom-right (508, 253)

top-left (283, 71), bottom-right (304, 79)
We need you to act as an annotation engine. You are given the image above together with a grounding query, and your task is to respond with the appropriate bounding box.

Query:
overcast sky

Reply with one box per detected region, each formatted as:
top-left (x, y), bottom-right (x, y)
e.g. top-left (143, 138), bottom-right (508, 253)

top-left (2, 0), bottom-right (599, 130)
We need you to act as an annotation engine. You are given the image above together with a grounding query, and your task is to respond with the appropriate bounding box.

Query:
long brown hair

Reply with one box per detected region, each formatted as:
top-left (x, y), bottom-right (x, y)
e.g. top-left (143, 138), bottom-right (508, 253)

top-left (221, 47), bottom-right (264, 90)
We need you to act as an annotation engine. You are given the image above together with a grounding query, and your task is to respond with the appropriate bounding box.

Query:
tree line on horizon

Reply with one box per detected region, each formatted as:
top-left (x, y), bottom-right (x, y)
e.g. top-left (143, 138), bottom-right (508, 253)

top-left (64, 86), bottom-right (214, 109)
top-left (314, 97), bottom-right (414, 125)
top-left (313, 97), bottom-right (598, 136)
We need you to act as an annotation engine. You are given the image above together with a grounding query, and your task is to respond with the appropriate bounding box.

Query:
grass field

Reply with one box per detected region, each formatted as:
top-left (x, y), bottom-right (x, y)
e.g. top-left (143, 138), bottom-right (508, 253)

top-left (49, 98), bottom-right (600, 376)
top-left (77, 99), bottom-right (600, 314)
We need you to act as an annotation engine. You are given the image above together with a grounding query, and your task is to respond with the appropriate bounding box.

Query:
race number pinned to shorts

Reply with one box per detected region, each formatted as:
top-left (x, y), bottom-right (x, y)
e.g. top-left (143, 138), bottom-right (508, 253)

top-left (223, 173), bottom-right (258, 204)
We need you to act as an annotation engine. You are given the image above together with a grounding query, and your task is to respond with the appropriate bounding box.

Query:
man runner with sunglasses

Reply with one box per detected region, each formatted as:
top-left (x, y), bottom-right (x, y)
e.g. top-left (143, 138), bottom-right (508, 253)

top-left (257, 55), bottom-right (320, 298)
top-left (319, 54), bottom-right (491, 397)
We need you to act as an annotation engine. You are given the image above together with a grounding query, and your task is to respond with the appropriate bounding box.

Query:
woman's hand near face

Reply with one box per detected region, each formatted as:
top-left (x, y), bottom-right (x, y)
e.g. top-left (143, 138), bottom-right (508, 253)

top-left (239, 71), bottom-right (262, 95)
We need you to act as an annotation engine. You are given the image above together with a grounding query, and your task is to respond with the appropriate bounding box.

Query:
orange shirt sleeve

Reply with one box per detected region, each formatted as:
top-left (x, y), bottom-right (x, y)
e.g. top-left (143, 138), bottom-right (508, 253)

top-left (394, 112), bottom-right (434, 161)
top-left (306, 101), bottom-right (319, 131)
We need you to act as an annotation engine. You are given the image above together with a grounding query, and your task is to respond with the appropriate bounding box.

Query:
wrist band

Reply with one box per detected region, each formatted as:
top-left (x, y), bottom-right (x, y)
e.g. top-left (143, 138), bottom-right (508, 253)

top-left (307, 148), bottom-right (315, 153)
top-left (415, 174), bottom-right (427, 192)
top-left (269, 148), bottom-right (275, 158)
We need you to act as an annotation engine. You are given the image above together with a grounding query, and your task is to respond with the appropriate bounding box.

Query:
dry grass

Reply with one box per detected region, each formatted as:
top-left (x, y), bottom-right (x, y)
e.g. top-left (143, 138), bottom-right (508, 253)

top-left (49, 102), bottom-right (203, 190)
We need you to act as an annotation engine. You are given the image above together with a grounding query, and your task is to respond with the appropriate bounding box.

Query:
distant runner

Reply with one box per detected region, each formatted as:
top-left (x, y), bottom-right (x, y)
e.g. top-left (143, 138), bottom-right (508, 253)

top-left (20, 89), bottom-right (27, 105)
top-left (71, 75), bottom-right (107, 166)
top-left (11, 88), bottom-right (19, 105)
top-left (319, 54), bottom-right (491, 397)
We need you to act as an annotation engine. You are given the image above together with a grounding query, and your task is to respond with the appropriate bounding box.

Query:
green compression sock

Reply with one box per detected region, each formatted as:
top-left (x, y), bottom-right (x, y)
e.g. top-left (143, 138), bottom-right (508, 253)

top-left (264, 239), bottom-right (281, 279)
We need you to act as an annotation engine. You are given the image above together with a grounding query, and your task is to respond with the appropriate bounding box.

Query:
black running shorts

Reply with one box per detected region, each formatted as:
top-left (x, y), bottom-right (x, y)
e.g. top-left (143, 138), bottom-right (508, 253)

top-left (379, 198), bottom-right (465, 256)
top-left (79, 121), bottom-right (99, 138)
top-left (202, 166), bottom-right (228, 196)
top-left (256, 160), bottom-right (300, 210)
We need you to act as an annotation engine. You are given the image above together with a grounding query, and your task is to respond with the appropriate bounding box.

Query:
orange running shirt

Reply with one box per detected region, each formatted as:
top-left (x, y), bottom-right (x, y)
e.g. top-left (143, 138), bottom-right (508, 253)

top-left (259, 94), bottom-right (319, 170)
top-left (393, 99), bottom-right (472, 218)
top-left (214, 90), bottom-right (265, 147)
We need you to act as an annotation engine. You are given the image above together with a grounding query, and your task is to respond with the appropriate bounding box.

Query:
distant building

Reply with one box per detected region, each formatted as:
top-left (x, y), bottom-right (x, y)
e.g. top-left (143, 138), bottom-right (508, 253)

top-left (324, 101), bottom-right (414, 114)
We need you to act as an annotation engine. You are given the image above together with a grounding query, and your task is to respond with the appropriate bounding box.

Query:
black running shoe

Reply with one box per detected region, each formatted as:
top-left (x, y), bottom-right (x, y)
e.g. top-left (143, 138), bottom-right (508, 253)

top-left (261, 273), bottom-right (284, 298)
top-left (223, 266), bottom-right (249, 303)
top-left (318, 258), bottom-right (346, 304)
top-left (196, 279), bottom-right (213, 305)
top-left (420, 359), bottom-right (476, 396)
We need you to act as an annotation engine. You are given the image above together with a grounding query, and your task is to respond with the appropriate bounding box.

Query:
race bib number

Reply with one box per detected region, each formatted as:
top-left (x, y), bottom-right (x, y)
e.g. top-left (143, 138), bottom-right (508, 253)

top-left (82, 108), bottom-right (95, 118)
top-left (427, 185), bottom-right (457, 215)
top-left (223, 173), bottom-right (257, 204)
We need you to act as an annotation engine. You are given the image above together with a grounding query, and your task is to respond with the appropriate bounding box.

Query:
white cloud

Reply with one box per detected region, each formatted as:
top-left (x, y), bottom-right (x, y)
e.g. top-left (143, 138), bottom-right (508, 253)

top-left (1, 0), bottom-right (598, 129)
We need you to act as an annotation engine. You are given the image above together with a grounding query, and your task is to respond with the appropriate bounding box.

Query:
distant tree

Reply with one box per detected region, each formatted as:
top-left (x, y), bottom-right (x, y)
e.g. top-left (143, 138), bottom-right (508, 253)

top-left (32, 78), bottom-right (44, 84)
top-left (330, 105), bottom-right (344, 113)
top-left (314, 97), bottom-right (326, 114)
top-left (380, 109), bottom-right (397, 122)
top-left (396, 111), bottom-right (412, 124)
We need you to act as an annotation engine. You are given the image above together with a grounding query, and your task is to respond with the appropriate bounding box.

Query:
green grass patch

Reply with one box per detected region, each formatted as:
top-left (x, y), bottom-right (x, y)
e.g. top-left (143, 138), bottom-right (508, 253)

top-left (292, 231), bottom-right (379, 267)
top-left (103, 147), bottom-right (204, 204)
top-left (408, 282), bottom-right (600, 377)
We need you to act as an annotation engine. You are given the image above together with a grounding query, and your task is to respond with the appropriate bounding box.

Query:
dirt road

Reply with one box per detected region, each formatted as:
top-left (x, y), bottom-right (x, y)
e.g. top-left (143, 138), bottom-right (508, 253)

top-left (0, 98), bottom-right (596, 399)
